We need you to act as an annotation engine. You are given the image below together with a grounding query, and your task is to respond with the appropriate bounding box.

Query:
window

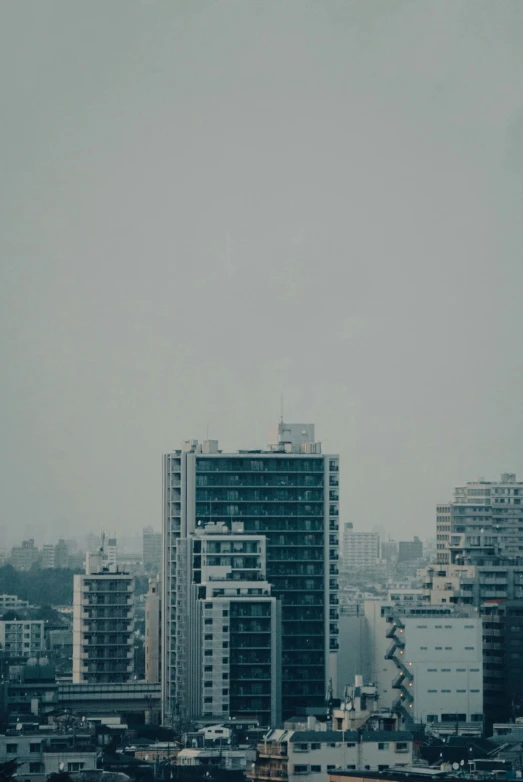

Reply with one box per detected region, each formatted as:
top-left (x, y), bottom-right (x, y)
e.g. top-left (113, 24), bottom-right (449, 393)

top-left (6, 744), bottom-right (17, 755)
top-left (294, 744), bottom-right (309, 752)
top-left (327, 766), bottom-right (336, 772)
top-left (204, 666), bottom-right (212, 672)
top-left (204, 681), bottom-right (212, 687)
top-left (68, 763), bottom-right (85, 772)
top-left (222, 673), bottom-right (229, 680)
top-left (378, 742), bottom-right (389, 750)
top-left (222, 689), bottom-right (229, 696)
top-left (470, 689), bottom-right (480, 692)
top-left (420, 646), bottom-right (428, 650)
top-left (204, 696), bottom-right (212, 703)
top-left (435, 646), bottom-right (442, 650)
top-left (427, 668), bottom-right (437, 672)
top-left (445, 647), bottom-right (452, 650)
top-left (396, 742), bottom-right (408, 753)
top-left (30, 743), bottom-right (40, 753)
top-left (428, 689), bottom-right (437, 693)
top-left (293, 766), bottom-right (309, 775)
top-left (204, 650), bottom-right (212, 656)
top-left (29, 764), bottom-right (43, 773)
top-left (205, 618), bottom-right (212, 625)
top-left (465, 646), bottom-right (474, 650)
top-left (205, 634), bottom-right (213, 640)
top-left (223, 641), bottom-right (229, 648)
top-left (442, 689), bottom-right (451, 693)
top-left (311, 766), bottom-right (321, 773)
top-left (311, 743), bottom-right (320, 750)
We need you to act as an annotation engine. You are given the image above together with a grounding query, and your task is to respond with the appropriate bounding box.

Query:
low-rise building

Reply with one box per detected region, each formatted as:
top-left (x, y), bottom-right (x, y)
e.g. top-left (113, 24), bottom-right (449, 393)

top-left (0, 732), bottom-right (97, 782)
top-left (0, 620), bottom-right (45, 659)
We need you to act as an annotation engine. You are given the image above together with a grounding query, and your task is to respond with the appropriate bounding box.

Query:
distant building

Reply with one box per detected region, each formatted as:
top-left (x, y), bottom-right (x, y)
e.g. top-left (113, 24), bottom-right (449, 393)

top-left (103, 537), bottom-right (118, 568)
top-left (10, 539), bottom-right (39, 571)
top-left (145, 577), bottom-right (161, 683)
top-left (342, 530), bottom-right (380, 571)
top-left (143, 526), bottom-right (162, 572)
top-left (72, 547), bottom-right (134, 684)
top-left (54, 539), bottom-right (69, 569)
top-left (380, 540), bottom-right (398, 563)
top-left (41, 545), bottom-right (55, 569)
top-left (0, 594), bottom-right (30, 612)
top-left (397, 537), bottom-right (423, 563)
top-left (0, 619), bottom-right (45, 659)
top-left (437, 473), bottom-right (523, 566)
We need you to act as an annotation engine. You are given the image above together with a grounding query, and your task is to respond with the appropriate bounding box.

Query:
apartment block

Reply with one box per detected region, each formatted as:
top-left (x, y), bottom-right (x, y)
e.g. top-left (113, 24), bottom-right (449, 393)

top-left (0, 620), bottom-right (45, 659)
top-left (72, 549), bottom-right (134, 684)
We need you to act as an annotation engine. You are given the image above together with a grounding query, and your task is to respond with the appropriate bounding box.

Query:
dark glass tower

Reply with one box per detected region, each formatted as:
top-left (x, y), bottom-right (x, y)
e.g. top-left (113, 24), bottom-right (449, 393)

top-left (162, 423), bottom-right (339, 724)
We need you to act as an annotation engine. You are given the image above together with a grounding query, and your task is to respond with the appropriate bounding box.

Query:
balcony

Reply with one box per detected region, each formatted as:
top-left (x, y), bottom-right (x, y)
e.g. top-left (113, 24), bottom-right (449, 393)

top-left (257, 743), bottom-right (287, 757)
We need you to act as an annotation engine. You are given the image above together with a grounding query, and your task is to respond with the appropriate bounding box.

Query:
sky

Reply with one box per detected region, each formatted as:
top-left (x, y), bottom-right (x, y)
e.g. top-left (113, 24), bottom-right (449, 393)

top-left (1, 0), bottom-right (523, 548)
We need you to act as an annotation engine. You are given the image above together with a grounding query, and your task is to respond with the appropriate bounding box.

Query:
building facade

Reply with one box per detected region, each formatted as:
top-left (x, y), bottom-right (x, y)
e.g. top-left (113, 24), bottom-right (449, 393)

top-left (162, 422), bottom-right (340, 724)
top-left (437, 474), bottom-right (523, 566)
top-left (363, 602), bottom-right (483, 732)
top-left (145, 577), bottom-right (161, 684)
top-left (342, 531), bottom-right (380, 571)
top-left (143, 526), bottom-right (162, 572)
top-left (72, 550), bottom-right (134, 684)
top-left (0, 620), bottom-right (45, 659)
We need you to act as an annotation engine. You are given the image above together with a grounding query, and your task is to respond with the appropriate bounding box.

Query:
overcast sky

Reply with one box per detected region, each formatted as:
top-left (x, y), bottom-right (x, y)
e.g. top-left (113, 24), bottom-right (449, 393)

top-left (1, 0), bottom-right (522, 548)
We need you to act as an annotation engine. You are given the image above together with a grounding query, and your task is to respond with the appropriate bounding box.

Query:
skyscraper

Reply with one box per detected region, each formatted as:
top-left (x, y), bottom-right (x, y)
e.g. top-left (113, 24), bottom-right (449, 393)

top-left (162, 422), bottom-right (339, 725)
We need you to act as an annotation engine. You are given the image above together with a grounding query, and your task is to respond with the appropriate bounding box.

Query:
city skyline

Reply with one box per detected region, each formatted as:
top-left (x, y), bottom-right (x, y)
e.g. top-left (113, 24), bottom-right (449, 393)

top-left (1, 1), bottom-right (523, 544)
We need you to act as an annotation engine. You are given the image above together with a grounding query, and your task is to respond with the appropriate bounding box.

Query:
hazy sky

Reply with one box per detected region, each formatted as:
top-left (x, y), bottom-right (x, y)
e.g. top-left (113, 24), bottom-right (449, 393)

top-left (1, 0), bottom-right (523, 548)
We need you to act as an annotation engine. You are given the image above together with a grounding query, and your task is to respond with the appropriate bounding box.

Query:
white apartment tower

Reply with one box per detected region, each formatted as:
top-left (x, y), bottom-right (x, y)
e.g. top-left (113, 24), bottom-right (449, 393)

top-left (437, 473), bottom-right (523, 566)
top-left (162, 422), bottom-right (340, 724)
top-left (72, 548), bottom-right (134, 684)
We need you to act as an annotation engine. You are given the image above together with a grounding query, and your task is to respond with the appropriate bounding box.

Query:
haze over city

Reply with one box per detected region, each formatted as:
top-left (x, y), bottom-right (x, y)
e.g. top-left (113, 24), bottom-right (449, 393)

top-left (1, 0), bottom-right (523, 547)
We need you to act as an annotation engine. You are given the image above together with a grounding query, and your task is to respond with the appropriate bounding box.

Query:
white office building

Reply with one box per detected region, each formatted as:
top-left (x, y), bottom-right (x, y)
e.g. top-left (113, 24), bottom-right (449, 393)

top-left (363, 601), bottom-right (483, 733)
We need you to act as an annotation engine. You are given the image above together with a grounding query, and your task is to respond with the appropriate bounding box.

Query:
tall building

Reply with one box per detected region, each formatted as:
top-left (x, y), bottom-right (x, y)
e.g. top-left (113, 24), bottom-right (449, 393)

top-left (162, 422), bottom-right (339, 724)
top-left (172, 520), bottom-right (281, 725)
top-left (72, 548), bottom-right (134, 684)
top-left (143, 526), bottom-right (162, 572)
top-left (10, 539), bottom-right (40, 571)
top-left (437, 473), bottom-right (523, 566)
top-left (341, 529), bottom-right (380, 571)
top-left (54, 539), bottom-right (69, 569)
top-left (42, 545), bottom-right (55, 569)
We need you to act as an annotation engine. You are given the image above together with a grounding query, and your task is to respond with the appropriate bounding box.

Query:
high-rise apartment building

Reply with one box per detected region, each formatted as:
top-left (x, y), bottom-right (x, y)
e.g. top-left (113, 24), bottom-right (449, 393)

top-left (162, 422), bottom-right (339, 724)
top-left (143, 526), bottom-right (162, 572)
top-left (437, 474), bottom-right (523, 566)
top-left (72, 549), bottom-right (134, 684)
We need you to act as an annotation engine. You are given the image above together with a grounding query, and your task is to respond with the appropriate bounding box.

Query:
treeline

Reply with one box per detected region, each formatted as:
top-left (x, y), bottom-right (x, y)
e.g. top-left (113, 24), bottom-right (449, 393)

top-left (0, 564), bottom-right (77, 606)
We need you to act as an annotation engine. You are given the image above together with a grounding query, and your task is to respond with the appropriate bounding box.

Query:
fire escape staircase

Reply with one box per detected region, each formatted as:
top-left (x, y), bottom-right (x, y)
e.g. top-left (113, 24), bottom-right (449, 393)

top-left (385, 618), bottom-right (414, 724)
